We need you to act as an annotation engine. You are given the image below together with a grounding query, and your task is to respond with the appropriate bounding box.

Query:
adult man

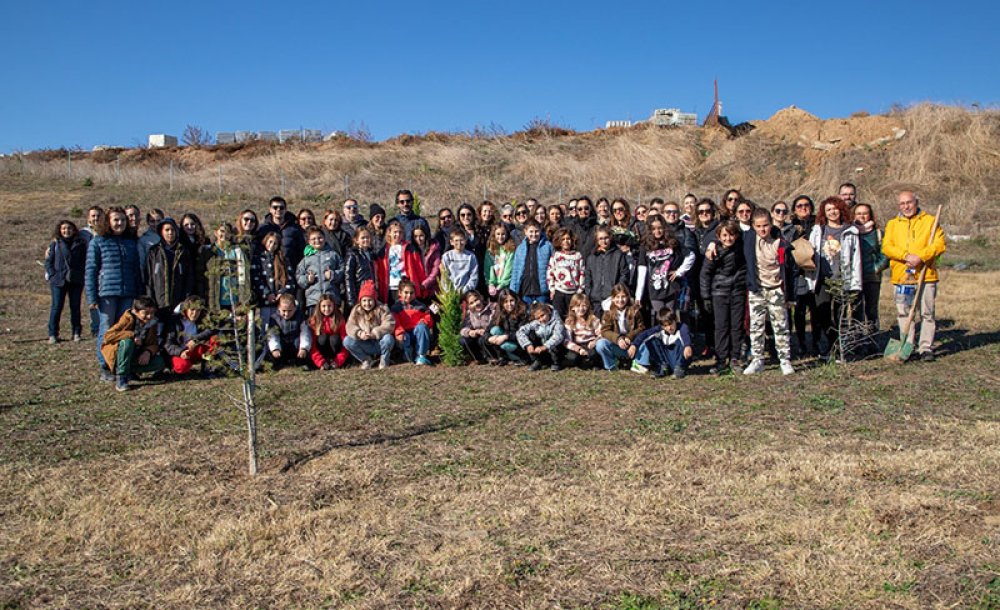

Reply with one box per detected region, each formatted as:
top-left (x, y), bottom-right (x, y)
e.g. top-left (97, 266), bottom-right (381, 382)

top-left (260, 196), bottom-right (306, 271)
top-left (124, 204), bottom-right (142, 232)
top-left (81, 206), bottom-right (104, 337)
top-left (341, 198), bottom-right (366, 237)
top-left (882, 191), bottom-right (946, 361)
top-left (393, 189), bottom-right (430, 241)
top-left (838, 183), bottom-right (858, 208)
top-left (137, 208), bottom-right (165, 277)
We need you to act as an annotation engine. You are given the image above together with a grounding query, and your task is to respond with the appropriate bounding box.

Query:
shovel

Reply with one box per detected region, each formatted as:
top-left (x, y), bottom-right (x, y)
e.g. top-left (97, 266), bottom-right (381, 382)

top-left (885, 205), bottom-right (942, 362)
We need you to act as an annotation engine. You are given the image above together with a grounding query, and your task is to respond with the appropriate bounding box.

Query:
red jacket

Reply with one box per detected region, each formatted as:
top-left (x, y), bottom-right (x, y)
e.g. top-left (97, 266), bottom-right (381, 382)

top-left (390, 300), bottom-right (434, 338)
top-left (375, 241), bottom-right (429, 302)
top-left (309, 316), bottom-right (349, 368)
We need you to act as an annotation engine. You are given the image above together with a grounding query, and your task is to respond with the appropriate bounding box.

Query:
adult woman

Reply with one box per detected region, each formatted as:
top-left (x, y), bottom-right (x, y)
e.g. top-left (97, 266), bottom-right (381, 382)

top-left (297, 208), bottom-right (317, 231)
top-left (234, 209), bottom-right (259, 249)
top-left (366, 204), bottom-right (387, 253)
top-left (456, 203), bottom-right (482, 257)
top-left (853, 203), bottom-right (887, 329)
top-left (681, 193), bottom-right (698, 230)
top-left (375, 220), bottom-right (427, 303)
top-left (720, 189), bottom-right (743, 219)
top-left (734, 200), bottom-right (755, 232)
top-left (478, 201), bottom-right (497, 231)
top-left (410, 225), bottom-right (441, 300)
top-left (595, 198), bottom-right (612, 225)
top-left (85, 207), bottom-right (141, 377)
top-left (633, 203), bottom-right (649, 226)
top-left (806, 196), bottom-right (862, 361)
top-left (609, 199), bottom-right (632, 232)
top-left (45, 220), bottom-right (87, 343)
top-left (771, 201), bottom-right (796, 242)
top-left (321, 209), bottom-right (352, 257)
top-left (180, 213), bottom-right (211, 298)
top-left (532, 204), bottom-right (547, 227)
top-left (544, 204), bottom-right (564, 241)
top-left (788, 195), bottom-right (818, 355)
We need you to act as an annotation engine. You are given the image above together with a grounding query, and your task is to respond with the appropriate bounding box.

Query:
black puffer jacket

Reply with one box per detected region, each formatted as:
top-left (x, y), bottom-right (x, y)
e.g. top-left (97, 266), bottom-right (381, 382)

top-left (699, 239), bottom-right (747, 299)
top-left (259, 211), bottom-right (306, 271)
top-left (145, 239), bottom-right (195, 312)
top-left (569, 216), bottom-right (598, 257)
top-left (343, 247), bottom-right (377, 309)
top-left (585, 247), bottom-right (628, 304)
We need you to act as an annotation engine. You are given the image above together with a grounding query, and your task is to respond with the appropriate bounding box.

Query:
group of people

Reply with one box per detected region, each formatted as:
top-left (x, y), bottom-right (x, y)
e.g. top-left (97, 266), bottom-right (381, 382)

top-left (44, 183), bottom-right (945, 391)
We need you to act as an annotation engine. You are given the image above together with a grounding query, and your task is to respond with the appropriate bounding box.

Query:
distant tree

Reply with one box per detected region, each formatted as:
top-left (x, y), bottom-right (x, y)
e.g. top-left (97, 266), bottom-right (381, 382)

top-left (345, 121), bottom-right (373, 143)
top-left (183, 124), bottom-right (212, 147)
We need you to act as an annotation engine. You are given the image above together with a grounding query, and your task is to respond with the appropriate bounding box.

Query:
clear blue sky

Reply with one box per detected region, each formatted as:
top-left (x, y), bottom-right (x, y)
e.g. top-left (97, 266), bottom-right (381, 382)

top-left (2, 0), bottom-right (997, 153)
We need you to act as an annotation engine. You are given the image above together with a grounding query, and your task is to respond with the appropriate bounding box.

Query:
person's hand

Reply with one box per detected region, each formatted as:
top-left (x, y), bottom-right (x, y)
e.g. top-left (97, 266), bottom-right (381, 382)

top-left (537, 345), bottom-right (548, 353)
top-left (618, 337), bottom-right (630, 350)
top-left (669, 272), bottom-right (678, 282)
top-left (297, 349), bottom-right (308, 360)
top-left (904, 253), bottom-right (922, 268)
top-left (307, 271), bottom-right (317, 283)
top-left (705, 242), bottom-right (718, 260)
top-left (90, 303), bottom-right (98, 310)
top-left (683, 346), bottom-right (693, 360)
top-left (186, 339), bottom-right (197, 350)
top-left (137, 350), bottom-right (151, 366)
top-left (488, 285), bottom-right (498, 297)
top-left (358, 330), bottom-right (371, 340)
top-left (180, 349), bottom-right (190, 360)
top-left (271, 349), bottom-right (281, 359)
top-left (324, 269), bottom-right (332, 281)
top-left (267, 294), bottom-right (277, 304)
top-left (626, 345), bottom-right (637, 359)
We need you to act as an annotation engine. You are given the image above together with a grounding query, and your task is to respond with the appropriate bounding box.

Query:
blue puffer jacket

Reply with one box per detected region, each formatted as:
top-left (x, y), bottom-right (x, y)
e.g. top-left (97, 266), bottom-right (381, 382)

top-left (509, 237), bottom-right (553, 295)
top-left (85, 234), bottom-right (142, 303)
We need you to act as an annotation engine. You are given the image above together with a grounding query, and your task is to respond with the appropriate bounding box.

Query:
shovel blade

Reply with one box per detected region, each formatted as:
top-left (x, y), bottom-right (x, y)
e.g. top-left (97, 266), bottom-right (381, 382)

top-left (884, 337), bottom-right (913, 362)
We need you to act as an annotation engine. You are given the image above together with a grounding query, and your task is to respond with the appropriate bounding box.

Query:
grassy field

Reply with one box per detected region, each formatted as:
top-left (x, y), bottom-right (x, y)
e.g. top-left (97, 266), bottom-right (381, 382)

top-left (1, 176), bottom-right (999, 609)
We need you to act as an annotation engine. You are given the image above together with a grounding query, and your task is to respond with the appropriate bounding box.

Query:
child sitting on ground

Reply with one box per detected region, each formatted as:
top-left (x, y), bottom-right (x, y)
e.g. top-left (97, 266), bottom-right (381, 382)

top-left (485, 288), bottom-right (528, 365)
top-left (100, 296), bottom-right (165, 392)
top-left (391, 279), bottom-right (434, 365)
top-left (308, 293), bottom-right (349, 370)
top-left (594, 283), bottom-right (645, 371)
top-left (563, 293), bottom-right (602, 369)
top-left (265, 293), bottom-right (312, 370)
top-left (460, 290), bottom-right (495, 364)
top-left (516, 302), bottom-right (565, 371)
top-left (344, 280), bottom-right (395, 369)
top-left (632, 308), bottom-right (693, 379)
top-left (163, 296), bottom-right (218, 376)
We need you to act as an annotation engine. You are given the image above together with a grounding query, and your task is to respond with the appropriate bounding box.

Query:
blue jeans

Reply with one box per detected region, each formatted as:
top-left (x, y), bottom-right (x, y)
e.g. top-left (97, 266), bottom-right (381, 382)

top-left (636, 339), bottom-right (690, 374)
top-left (399, 322), bottom-right (431, 362)
top-left (595, 338), bottom-right (630, 370)
top-left (49, 282), bottom-right (83, 338)
top-left (96, 296), bottom-right (134, 368)
top-left (344, 334), bottom-right (394, 363)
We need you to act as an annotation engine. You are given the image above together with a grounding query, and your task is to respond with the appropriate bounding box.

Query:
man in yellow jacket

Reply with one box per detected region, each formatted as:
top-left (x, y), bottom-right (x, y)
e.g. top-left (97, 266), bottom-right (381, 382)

top-left (882, 191), bottom-right (946, 361)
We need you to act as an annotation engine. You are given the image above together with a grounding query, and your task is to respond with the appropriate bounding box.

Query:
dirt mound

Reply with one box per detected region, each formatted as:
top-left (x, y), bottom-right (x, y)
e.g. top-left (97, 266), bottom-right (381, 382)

top-left (752, 105), bottom-right (906, 150)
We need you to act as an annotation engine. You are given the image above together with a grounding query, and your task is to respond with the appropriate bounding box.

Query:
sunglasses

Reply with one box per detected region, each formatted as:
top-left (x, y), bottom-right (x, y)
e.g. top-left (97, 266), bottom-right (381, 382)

top-left (726, 197), bottom-right (739, 201)
top-left (344, 205), bottom-right (358, 210)
top-left (795, 203), bottom-right (811, 209)
top-left (398, 199), bottom-right (413, 204)
top-left (737, 208), bottom-right (752, 214)
top-left (663, 210), bottom-right (679, 215)
top-left (773, 208), bottom-right (788, 214)
top-left (515, 211), bottom-right (528, 216)
top-left (439, 214), bottom-right (453, 220)
top-left (241, 216), bottom-right (256, 222)
top-left (697, 209), bottom-right (712, 215)
top-left (613, 207), bottom-right (626, 213)
top-left (271, 205), bottom-right (286, 210)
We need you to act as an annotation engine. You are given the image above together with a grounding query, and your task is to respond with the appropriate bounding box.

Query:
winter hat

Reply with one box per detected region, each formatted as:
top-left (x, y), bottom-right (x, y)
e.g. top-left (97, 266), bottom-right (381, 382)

top-left (358, 280), bottom-right (377, 302)
top-left (157, 217), bottom-right (179, 236)
top-left (369, 203), bottom-right (386, 220)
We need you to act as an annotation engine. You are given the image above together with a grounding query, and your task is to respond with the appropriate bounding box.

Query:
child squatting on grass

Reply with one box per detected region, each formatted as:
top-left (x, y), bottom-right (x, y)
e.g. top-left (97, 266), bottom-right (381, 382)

top-left (101, 296), bottom-right (166, 392)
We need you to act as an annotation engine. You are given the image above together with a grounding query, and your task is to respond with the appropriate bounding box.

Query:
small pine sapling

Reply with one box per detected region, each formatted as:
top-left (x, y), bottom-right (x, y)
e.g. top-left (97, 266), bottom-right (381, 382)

top-left (436, 265), bottom-right (465, 367)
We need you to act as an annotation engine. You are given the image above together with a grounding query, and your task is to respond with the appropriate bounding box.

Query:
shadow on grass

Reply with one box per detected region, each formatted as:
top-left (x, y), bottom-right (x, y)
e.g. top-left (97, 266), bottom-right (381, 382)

top-left (934, 319), bottom-right (1000, 357)
top-left (280, 399), bottom-right (540, 473)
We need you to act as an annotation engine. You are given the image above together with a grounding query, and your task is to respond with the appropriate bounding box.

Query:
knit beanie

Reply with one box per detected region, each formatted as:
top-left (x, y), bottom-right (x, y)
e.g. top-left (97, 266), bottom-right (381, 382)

top-left (369, 203), bottom-right (386, 220)
top-left (358, 280), bottom-right (377, 302)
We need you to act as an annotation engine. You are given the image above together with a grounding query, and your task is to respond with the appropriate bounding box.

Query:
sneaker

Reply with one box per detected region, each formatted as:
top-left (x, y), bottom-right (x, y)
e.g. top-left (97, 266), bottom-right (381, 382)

top-left (379, 356), bottom-right (390, 370)
top-left (115, 375), bottom-right (129, 392)
top-left (528, 359), bottom-right (543, 372)
top-left (550, 363), bottom-right (562, 372)
top-left (743, 359), bottom-right (765, 375)
top-left (920, 351), bottom-right (935, 362)
top-left (72, 333), bottom-right (82, 342)
top-left (779, 359), bottom-right (795, 375)
top-left (99, 368), bottom-right (114, 383)
top-left (673, 367), bottom-right (686, 379)
top-left (48, 336), bottom-right (58, 344)
top-left (630, 361), bottom-right (649, 375)
top-left (360, 359), bottom-right (373, 370)
top-left (416, 355), bottom-right (432, 366)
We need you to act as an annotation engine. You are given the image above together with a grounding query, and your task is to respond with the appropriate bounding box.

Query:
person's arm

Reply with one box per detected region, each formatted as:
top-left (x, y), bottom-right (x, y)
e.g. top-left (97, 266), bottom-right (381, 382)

top-left (515, 321), bottom-right (534, 349)
top-left (298, 321), bottom-right (312, 353)
top-left (914, 218), bottom-right (946, 263)
top-left (499, 250), bottom-right (514, 288)
top-left (85, 238), bottom-right (100, 305)
top-left (543, 318), bottom-right (565, 351)
top-left (464, 255), bottom-right (479, 292)
top-left (296, 258), bottom-right (313, 286)
top-left (881, 219), bottom-right (906, 263)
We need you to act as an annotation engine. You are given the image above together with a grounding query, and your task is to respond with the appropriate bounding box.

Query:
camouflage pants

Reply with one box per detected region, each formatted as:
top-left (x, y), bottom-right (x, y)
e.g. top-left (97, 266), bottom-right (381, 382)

top-left (748, 286), bottom-right (791, 361)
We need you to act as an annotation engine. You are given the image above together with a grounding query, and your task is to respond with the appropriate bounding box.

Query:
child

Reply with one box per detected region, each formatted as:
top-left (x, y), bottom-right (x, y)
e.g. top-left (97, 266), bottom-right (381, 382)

top-left (205, 222), bottom-right (251, 311)
top-left (510, 221), bottom-right (553, 305)
top-left (485, 223), bottom-right (515, 299)
top-left (308, 293), bottom-right (349, 370)
top-left (45, 220), bottom-right (87, 343)
top-left (391, 280), bottom-right (434, 365)
top-left (485, 288), bottom-right (528, 365)
top-left (632, 308), bottom-right (693, 378)
top-left (585, 226), bottom-right (628, 317)
top-left (743, 209), bottom-right (795, 375)
top-left (251, 230), bottom-right (295, 330)
top-left (163, 296), bottom-right (219, 375)
top-left (460, 290), bottom-right (495, 364)
top-left (100, 296), bottom-right (165, 391)
top-left (546, 228), bottom-right (585, 318)
top-left (699, 220), bottom-right (747, 375)
top-left (144, 218), bottom-right (195, 326)
top-left (440, 228), bottom-right (479, 293)
top-left (594, 283), bottom-right (646, 371)
top-left (516, 302), bottom-right (565, 371)
top-left (344, 280), bottom-right (395, 369)
top-left (375, 219), bottom-right (428, 304)
top-left (562, 292), bottom-right (602, 369)
top-left (265, 293), bottom-right (312, 370)
top-left (296, 226), bottom-right (344, 315)
top-left (636, 216), bottom-right (683, 318)
top-left (343, 227), bottom-right (378, 310)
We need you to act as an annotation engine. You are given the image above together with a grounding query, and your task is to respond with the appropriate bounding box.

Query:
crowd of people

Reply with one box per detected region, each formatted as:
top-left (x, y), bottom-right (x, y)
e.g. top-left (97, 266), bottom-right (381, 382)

top-left (43, 184), bottom-right (946, 391)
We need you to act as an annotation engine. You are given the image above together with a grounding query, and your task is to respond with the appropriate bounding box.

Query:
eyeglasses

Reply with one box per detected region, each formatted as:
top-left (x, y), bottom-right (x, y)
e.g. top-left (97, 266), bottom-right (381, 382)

top-left (663, 210), bottom-right (680, 216)
top-left (794, 203), bottom-right (811, 209)
top-left (439, 214), bottom-right (453, 220)
top-left (613, 207), bottom-right (626, 213)
top-left (773, 208), bottom-right (788, 215)
top-left (241, 216), bottom-right (256, 222)
top-left (344, 205), bottom-right (358, 210)
top-left (697, 209), bottom-right (713, 215)
top-left (726, 196), bottom-right (739, 201)
top-left (398, 199), bottom-right (413, 204)
top-left (515, 210), bottom-right (528, 217)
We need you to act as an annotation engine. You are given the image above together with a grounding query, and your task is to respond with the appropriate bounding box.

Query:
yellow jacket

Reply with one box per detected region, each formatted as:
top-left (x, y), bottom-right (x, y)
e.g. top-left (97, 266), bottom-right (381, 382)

top-left (882, 209), bottom-right (946, 284)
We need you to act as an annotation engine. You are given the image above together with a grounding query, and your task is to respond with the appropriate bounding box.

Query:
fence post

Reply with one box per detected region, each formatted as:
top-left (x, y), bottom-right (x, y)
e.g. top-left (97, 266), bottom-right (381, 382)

top-left (344, 175), bottom-right (350, 198)
top-left (218, 165), bottom-right (223, 196)
top-left (558, 188), bottom-right (563, 205)
top-left (483, 185), bottom-right (487, 201)
top-left (115, 157), bottom-right (120, 183)
top-left (67, 151), bottom-right (71, 178)
top-left (280, 171), bottom-right (286, 196)
top-left (169, 160), bottom-right (174, 190)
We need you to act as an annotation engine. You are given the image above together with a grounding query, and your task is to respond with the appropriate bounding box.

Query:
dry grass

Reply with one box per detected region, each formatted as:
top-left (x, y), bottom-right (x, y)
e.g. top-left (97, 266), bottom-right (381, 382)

top-left (2, 173), bottom-right (1000, 609)
top-left (6, 104), bottom-right (999, 235)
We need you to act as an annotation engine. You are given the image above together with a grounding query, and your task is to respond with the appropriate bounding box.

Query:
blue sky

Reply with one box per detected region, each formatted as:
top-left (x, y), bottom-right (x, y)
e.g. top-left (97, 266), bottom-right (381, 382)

top-left (2, 0), bottom-right (997, 153)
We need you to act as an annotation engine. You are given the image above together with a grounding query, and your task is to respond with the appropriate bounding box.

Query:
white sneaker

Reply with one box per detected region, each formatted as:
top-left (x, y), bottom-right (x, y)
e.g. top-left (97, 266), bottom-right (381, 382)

top-left (630, 361), bottom-right (649, 375)
top-left (360, 359), bottom-right (373, 370)
top-left (779, 359), bottom-right (795, 375)
top-left (743, 359), bottom-right (765, 375)
top-left (378, 356), bottom-right (389, 370)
